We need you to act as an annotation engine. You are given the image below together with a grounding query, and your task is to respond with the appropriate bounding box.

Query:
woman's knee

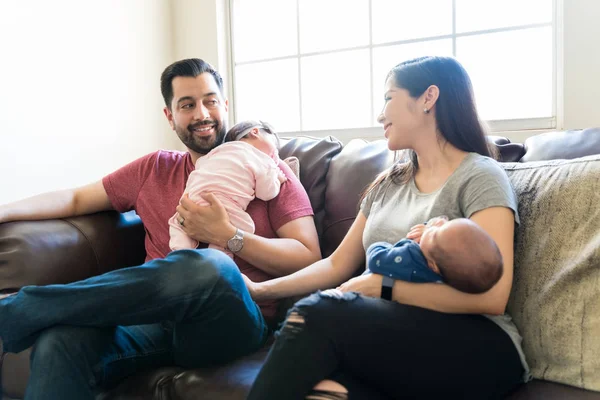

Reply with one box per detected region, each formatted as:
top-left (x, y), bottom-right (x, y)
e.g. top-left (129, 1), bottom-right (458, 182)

top-left (280, 290), bottom-right (359, 336)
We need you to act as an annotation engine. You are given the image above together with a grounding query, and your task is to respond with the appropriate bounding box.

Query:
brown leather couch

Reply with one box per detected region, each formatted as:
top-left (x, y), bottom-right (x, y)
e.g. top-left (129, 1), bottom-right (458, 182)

top-left (2, 127), bottom-right (600, 400)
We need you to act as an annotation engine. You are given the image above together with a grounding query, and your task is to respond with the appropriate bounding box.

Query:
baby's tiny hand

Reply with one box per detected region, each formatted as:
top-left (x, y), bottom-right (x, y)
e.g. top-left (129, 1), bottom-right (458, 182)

top-left (406, 223), bottom-right (426, 243)
top-left (426, 215), bottom-right (449, 227)
top-left (277, 168), bottom-right (288, 183)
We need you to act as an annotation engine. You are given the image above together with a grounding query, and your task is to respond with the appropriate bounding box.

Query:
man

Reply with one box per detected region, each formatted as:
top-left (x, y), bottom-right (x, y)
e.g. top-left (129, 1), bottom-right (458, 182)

top-left (0, 58), bottom-right (320, 399)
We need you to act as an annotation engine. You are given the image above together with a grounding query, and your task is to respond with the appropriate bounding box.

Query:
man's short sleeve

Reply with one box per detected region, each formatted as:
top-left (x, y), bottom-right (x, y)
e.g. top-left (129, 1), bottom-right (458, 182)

top-left (268, 160), bottom-right (314, 231)
top-left (102, 152), bottom-right (158, 213)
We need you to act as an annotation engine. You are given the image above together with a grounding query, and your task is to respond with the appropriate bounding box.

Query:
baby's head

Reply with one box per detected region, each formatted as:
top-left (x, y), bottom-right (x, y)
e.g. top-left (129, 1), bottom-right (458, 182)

top-left (224, 120), bottom-right (280, 157)
top-left (420, 218), bottom-right (503, 294)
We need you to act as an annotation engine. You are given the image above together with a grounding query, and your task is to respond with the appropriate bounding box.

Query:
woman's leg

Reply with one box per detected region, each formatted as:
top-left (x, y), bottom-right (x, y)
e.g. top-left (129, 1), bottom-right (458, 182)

top-left (248, 291), bottom-right (523, 400)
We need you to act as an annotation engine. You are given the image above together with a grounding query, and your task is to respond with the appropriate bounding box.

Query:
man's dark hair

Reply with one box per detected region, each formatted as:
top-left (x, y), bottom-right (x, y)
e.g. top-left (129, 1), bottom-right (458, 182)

top-left (160, 58), bottom-right (224, 109)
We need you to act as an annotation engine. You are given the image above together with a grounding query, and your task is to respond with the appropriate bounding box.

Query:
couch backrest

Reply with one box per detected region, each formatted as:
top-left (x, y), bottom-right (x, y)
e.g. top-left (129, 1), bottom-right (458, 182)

top-left (278, 136), bottom-right (343, 241)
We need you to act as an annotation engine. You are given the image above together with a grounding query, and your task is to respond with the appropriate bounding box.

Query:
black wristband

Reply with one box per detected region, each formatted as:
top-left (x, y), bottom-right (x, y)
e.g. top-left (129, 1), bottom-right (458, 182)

top-left (381, 276), bottom-right (394, 300)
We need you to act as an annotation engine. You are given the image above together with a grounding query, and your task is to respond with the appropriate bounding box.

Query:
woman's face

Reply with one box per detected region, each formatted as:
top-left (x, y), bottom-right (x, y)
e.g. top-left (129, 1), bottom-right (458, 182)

top-left (377, 77), bottom-right (423, 151)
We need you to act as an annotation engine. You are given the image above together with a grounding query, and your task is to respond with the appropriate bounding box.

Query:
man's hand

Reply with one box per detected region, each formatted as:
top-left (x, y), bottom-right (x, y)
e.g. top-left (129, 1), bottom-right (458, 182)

top-left (176, 193), bottom-right (236, 247)
top-left (337, 273), bottom-right (383, 298)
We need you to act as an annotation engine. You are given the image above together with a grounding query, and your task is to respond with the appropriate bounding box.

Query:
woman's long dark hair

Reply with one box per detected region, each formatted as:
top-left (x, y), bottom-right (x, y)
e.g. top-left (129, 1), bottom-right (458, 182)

top-left (362, 56), bottom-right (497, 202)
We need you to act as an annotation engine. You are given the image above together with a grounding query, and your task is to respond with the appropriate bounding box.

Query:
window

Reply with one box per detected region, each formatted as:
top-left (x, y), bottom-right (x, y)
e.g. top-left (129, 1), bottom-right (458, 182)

top-left (229, 0), bottom-right (556, 136)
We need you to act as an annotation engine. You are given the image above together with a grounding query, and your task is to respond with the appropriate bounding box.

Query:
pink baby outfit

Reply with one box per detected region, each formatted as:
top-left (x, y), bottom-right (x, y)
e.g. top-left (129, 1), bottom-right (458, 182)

top-left (169, 141), bottom-right (282, 256)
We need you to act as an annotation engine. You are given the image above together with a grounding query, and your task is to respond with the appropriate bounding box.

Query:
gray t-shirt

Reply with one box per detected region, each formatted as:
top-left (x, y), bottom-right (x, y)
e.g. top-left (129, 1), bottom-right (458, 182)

top-left (361, 152), bottom-right (531, 381)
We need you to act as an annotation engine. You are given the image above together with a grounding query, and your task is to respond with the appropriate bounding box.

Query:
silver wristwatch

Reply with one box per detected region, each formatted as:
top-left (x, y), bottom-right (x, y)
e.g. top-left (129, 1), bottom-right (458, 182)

top-left (226, 228), bottom-right (245, 253)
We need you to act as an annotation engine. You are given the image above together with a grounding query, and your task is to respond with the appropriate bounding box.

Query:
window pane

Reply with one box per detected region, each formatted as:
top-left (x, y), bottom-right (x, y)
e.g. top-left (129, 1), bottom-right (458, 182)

top-left (456, 0), bottom-right (552, 33)
top-left (301, 49), bottom-right (371, 130)
top-left (372, 40), bottom-right (453, 124)
top-left (234, 59), bottom-right (300, 132)
top-left (372, 0), bottom-right (452, 44)
top-left (456, 27), bottom-right (553, 120)
top-left (233, 0), bottom-right (297, 62)
top-left (299, 0), bottom-right (369, 53)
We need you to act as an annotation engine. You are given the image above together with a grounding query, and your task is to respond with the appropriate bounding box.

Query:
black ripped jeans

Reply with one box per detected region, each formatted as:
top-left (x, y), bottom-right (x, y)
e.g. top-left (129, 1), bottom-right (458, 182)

top-left (248, 291), bottom-right (524, 400)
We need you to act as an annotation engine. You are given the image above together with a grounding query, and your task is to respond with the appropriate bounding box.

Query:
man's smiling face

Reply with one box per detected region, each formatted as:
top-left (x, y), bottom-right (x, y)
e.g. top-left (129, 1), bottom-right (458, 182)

top-left (165, 72), bottom-right (229, 158)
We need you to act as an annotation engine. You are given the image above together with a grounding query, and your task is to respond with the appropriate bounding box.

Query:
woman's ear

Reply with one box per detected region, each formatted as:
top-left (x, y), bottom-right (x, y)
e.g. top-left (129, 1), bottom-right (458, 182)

top-left (423, 85), bottom-right (440, 111)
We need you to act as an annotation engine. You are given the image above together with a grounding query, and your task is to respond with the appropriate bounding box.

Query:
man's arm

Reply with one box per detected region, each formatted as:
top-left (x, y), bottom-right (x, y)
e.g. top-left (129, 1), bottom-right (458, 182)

top-left (234, 215), bottom-right (321, 276)
top-left (176, 193), bottom-right (321, 277)
top-left (0, 181), bottom-right (114, 223)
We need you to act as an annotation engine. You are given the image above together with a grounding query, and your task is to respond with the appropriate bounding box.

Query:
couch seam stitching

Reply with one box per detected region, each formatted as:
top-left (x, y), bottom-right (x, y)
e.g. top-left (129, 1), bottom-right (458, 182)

top-left (61, 218), bottom-right (102, 272)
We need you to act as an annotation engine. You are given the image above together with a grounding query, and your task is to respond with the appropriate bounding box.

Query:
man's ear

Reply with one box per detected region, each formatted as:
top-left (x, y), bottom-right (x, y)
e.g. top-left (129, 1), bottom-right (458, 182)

top-left (163, 107), bottom-right (175, 130)
top-left (224, 98), bottom-right (229, 112)
top-left (423, 85), bottom-right (440, 111)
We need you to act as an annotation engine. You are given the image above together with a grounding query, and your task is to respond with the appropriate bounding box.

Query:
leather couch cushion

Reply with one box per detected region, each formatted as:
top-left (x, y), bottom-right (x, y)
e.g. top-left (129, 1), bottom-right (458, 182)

top-left (504, 155), bottom-right (600, 390)
top-left (521, 128), bottom-right (600, 162)
top-left (0, 211), bottom-right (145, 292)
top-left (508, 380), bottom-right (600, 400)
top-left (279, 136), bottom-right (343, 239)
top-left (322, 139), bottom-right (394, 258)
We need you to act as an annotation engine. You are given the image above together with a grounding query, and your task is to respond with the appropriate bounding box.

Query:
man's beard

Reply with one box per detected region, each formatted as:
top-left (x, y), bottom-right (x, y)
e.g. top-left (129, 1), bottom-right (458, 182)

top-left (175, 119), bottom-right (227, 155)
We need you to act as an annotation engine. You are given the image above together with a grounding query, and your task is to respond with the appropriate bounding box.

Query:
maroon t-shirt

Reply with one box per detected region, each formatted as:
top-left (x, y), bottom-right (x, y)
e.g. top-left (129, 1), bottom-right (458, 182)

top-left (102, 150), bottom-right (314, 319)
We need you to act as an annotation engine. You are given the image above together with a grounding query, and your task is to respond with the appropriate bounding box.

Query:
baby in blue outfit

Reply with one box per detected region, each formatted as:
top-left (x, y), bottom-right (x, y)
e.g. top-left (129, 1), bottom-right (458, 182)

top-left (367, 217), bottom-right (503, 294)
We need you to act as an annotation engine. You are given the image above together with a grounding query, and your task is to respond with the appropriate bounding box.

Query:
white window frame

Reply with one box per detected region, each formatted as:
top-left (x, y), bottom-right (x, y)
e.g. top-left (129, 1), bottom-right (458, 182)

top-left (227, 0), bottom-right (562, 140)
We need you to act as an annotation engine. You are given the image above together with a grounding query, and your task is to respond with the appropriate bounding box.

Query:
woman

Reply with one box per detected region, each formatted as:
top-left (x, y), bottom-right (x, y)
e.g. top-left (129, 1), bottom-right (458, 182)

top-left (244, 56), bottom-right (529, 400)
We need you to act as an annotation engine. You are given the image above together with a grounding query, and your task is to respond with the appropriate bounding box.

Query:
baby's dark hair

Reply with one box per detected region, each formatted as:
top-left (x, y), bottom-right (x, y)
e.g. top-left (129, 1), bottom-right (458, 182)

top-left (430, 220), bottom-right (503, 294)
top-left (224, 120), bottom-right (280, 147)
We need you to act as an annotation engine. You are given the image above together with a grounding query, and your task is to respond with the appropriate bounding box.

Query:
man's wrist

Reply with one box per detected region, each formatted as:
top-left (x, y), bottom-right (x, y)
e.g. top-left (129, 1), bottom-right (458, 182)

top-left (221, 224), bottom-right (237, 248)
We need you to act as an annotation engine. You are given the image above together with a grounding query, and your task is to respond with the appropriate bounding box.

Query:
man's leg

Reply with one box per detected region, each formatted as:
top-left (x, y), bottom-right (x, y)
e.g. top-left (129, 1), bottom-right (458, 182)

top-left (171, 255), bottom-right (268, 368)
top-left (0, 249), bottom-right (266, 354)
top-left (25, 324), bottom-right (172, 400)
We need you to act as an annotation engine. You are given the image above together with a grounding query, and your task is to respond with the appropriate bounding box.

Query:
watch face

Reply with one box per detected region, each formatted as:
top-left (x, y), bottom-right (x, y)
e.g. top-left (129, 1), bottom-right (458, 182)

top-left (228, 237), bottom-right (243, 253)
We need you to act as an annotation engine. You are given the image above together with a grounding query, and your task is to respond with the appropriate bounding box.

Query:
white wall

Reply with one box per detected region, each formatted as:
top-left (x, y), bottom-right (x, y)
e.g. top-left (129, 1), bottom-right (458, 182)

top-left (562, 0), bottom-right (600, 130)
top-left (0, 0), bottom-right (176, 205)
top-left (1, 0), bottom-right (597, 206)
top-left (171, 0), bottom-right (232, 130)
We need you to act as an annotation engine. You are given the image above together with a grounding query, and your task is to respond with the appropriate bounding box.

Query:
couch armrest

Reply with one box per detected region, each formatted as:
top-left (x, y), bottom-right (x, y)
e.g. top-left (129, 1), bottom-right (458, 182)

top-left (0, 211), bottom-right (146, 292)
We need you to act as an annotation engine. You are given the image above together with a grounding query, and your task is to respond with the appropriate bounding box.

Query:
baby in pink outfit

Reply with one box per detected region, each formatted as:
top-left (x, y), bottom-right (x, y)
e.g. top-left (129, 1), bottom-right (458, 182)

top-left (169, 120), bottom-right (287, 257)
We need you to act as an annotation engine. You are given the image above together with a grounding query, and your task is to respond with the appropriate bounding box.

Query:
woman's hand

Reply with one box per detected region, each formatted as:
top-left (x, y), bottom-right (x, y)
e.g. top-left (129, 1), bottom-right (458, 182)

top-left (175, 193), bottom-right (236, 247)
top-left (337, 273), bottom-right (383, 298)
top-left (242, 273), bottom-right (265, 301)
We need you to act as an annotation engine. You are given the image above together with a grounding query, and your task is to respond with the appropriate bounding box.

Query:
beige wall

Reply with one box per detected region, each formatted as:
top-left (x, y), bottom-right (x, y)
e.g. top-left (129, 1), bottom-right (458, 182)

top-left (0, 0), bottom-right (176, 204)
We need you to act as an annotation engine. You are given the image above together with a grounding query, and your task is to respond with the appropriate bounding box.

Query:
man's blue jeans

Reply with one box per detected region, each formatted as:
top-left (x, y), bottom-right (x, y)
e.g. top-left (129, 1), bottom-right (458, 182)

top-left (0, 249), bottom-right (268, 400)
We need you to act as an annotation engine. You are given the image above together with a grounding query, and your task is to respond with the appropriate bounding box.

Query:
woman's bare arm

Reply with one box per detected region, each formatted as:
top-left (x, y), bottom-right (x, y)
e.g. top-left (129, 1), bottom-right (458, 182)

top-left (248, 213), bottom-right (369, 301)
